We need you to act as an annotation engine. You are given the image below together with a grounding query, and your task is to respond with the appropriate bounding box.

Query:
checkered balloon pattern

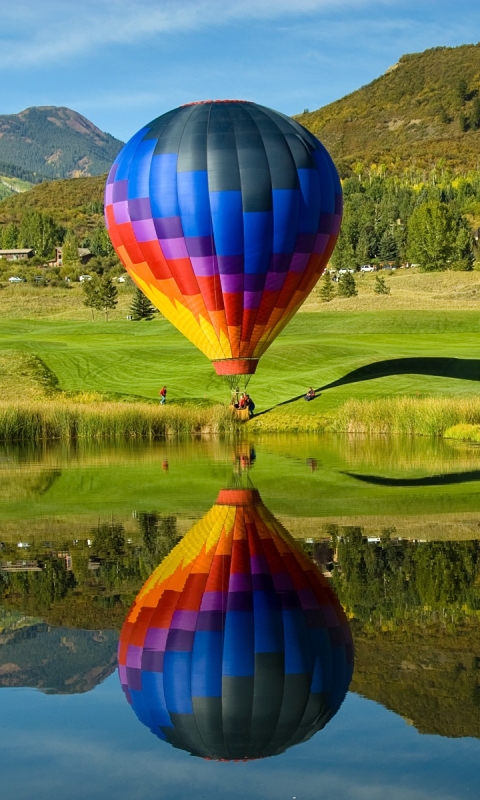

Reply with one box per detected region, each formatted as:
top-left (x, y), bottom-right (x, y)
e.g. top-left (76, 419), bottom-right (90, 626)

top-left (118, 488), bottom-right (353, 760)
top-left (105, 101), bottom-right (342, 377)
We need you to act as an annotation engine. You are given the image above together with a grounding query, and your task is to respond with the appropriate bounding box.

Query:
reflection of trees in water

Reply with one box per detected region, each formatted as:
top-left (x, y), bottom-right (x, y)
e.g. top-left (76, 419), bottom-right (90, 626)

top-left (2, 519), bottom-right (479, 631)
top-left (2, 560), bottom-right (75, 616)
top-left (0, 514), bottom-right (179, 627)
top-left (0, 468), bottom-right (61, 502)
top-left (328, 525), bottom-right (480, 626)
top-left (137, 512), bottom-right (178, 562)
top-left (323, 527), bottom-right (480, 740)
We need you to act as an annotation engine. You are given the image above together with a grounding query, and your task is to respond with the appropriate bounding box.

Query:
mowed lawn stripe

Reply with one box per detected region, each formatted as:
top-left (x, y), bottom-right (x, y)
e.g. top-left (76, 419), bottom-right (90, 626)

top-left (1, 311), bottom-right (480, 411)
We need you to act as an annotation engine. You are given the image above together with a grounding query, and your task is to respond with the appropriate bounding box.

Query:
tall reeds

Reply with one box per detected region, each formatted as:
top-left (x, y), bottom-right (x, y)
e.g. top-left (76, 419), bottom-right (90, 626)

top-left (4, 395), bottom-right (480, 442)
top-left (0, 400), bottom-right (238, 442)
top-left (329, 396), bottom-right (480, 437)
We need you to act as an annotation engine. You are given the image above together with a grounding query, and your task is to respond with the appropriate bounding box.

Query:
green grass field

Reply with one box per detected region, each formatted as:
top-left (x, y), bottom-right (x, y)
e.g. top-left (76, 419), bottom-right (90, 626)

top-left (2, 307), bottom-right (480, 418)
top-left (1, 276), bottom-right (480, 435)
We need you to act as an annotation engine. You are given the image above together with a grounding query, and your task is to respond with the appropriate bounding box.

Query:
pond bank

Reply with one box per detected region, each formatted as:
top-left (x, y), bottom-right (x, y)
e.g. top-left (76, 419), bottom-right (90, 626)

top-left (0, 400), bottom-right (237, 441)
top-left (248, 395), bottom-right (480, 439)
top-left (2, 394), bottom-right (480, 441)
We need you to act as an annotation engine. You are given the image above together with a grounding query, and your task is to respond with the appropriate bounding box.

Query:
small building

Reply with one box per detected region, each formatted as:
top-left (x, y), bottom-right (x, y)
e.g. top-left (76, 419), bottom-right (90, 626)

top-left (55, 247), bottom-right (92, 267)
top-left (0, 248), bottom-right (34, 261)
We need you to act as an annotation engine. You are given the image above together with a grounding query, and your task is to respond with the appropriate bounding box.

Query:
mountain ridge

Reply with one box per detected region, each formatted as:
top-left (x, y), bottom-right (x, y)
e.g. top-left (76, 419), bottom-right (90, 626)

top-left (296, 43), bottom-right (480, 174)
top-left (0, 106), bottom-right (123, 181)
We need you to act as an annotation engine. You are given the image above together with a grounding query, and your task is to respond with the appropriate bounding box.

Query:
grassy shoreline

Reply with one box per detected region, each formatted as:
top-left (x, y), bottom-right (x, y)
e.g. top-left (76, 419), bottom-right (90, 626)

top-left (2, 394), bottom-right (480, 441)
top-left (0, 400), bottom-right (237, 441)
top-left (2, 281), bottom-right (480, 441)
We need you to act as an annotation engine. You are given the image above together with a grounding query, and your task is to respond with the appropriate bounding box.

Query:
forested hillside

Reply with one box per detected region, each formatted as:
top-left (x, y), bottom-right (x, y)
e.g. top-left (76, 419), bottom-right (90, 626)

top-left (0, 174), bottom-right (105, 232)
top-left (298, 43), bottom-right (480, 175)
top-left (0, 107), bottom-right (123, 180)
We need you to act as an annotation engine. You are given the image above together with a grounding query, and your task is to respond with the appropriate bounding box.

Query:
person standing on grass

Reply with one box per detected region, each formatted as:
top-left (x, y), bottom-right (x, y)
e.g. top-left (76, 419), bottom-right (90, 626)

top-left (159, 386), bottom-right (167, 405)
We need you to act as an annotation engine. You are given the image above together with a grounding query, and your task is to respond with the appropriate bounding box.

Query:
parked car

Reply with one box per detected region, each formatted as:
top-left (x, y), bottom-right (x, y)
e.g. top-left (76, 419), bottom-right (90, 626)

top-left (338, 268), bottom-right (356, 275)
top-left (360, 265), bottom-right (375, 272)
top-left (8, 276), bottom-right (24, 283)
top-left (79, 274), bottom-right (92, 282)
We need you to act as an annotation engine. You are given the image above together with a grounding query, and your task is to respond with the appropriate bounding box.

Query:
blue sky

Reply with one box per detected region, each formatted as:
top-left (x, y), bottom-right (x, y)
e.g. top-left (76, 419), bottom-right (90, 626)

top-left (1, 1), bottom-right (479, 142)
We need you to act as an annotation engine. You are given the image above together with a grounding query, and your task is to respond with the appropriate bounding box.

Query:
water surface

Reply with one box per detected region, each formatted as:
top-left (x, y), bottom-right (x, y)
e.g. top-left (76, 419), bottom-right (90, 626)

top-left (0, 435), bottom-right (479, 799)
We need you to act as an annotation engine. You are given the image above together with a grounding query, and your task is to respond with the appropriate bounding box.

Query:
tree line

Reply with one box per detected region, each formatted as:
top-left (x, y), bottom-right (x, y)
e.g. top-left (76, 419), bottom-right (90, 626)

top-left (2, 520), bottom-right (478, 632)
top-left (331, 172), bottom-right (479, 273)
top-left (326, 526), bottom-right (480, 628)
top-left (0, 514), bottom-right (179, 624)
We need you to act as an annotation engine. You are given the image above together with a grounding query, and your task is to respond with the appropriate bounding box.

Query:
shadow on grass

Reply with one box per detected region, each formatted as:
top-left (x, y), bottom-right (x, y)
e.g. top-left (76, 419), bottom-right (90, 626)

top-left (255, 357), bottom-right (480, 418)
top-left (342, 469), bottom-right (480, 487)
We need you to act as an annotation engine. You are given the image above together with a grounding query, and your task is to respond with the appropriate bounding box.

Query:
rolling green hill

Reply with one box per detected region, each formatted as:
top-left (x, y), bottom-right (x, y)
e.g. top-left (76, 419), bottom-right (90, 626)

top-left (0, 106), bottom-right (123, 180)
top-left (297, 43), bottom-right (480, 175)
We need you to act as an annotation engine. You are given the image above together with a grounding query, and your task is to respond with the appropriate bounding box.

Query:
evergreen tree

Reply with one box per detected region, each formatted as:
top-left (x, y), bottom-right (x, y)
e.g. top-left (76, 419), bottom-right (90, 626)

top-left (331, 229), bottom-right (356, 271)
top-left (337, 272), bottom-right (357, 297)
top-left (130, 287), bottom-right (157, 320)
top-left (318, 271), bottom-right (335, 303)
top-left (97, 274), bottom-right (118, 321)
top-left (457, 78), bottom-right (468, 103)
top-left (356, 226), bottom-right (375, 264)
top-left (378, 227), bottom-right (398, 261)
top-left (374, 274), bottom-right (391, 294)
top-left (439, 106), bottom-right (449, 124)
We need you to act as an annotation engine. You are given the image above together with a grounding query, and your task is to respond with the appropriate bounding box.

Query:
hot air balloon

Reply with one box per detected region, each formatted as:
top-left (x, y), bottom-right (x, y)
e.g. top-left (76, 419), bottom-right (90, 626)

top-left (105, 101), bottom-right (342, 383)
top-left (118, 488), bottom-right (353, 760)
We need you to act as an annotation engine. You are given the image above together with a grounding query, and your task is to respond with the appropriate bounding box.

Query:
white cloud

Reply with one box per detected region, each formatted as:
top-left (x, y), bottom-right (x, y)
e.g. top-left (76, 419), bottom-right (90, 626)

top-left (0, 0), bottom-right (392, 69)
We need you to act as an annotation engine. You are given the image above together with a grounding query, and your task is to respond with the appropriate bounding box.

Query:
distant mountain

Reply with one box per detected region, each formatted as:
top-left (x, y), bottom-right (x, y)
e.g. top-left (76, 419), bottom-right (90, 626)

top-left (297, 43), bottom-right (480, 175)
top-left (0, 611), bottom-right (117, 694)
top-left (0, 106), bottom-right (123, 180)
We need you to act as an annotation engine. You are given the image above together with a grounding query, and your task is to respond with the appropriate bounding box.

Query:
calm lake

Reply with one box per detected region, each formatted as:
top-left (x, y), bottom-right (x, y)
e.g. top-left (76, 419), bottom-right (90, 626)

top-left (0, 435), bottom-right (479, 800)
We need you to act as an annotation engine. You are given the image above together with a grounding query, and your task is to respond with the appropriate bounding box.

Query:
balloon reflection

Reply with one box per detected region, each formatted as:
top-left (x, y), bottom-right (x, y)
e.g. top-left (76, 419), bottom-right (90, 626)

top-left (118, 487), bottom-right (353, 760)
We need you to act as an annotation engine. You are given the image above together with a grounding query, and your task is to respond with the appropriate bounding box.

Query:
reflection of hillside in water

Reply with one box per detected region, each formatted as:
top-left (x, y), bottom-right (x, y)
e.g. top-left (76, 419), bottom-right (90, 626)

top-left (0, 609), bottom-right (117, 694)
top-left (119, 488), bottom-right (353, 761)
top-left (263, 433), bottom-right (480, 478)
top-left (4, 436), bottom-right (480, 543)
top-left (1, 484), bottom-right (479, 740)
top-left (0, 468), bottom-right (61, 502)
top-left (326, 526), bottom-right (480, 739)
top-left (353, 633), bottom-right (480, 739)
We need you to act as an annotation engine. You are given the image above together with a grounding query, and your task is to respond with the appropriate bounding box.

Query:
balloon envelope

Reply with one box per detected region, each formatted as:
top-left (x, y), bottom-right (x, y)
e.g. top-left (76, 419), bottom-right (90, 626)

top-left (118, 488), bottom-right (353, 760)
top-left (105, 101), bottom-right (342, 376)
